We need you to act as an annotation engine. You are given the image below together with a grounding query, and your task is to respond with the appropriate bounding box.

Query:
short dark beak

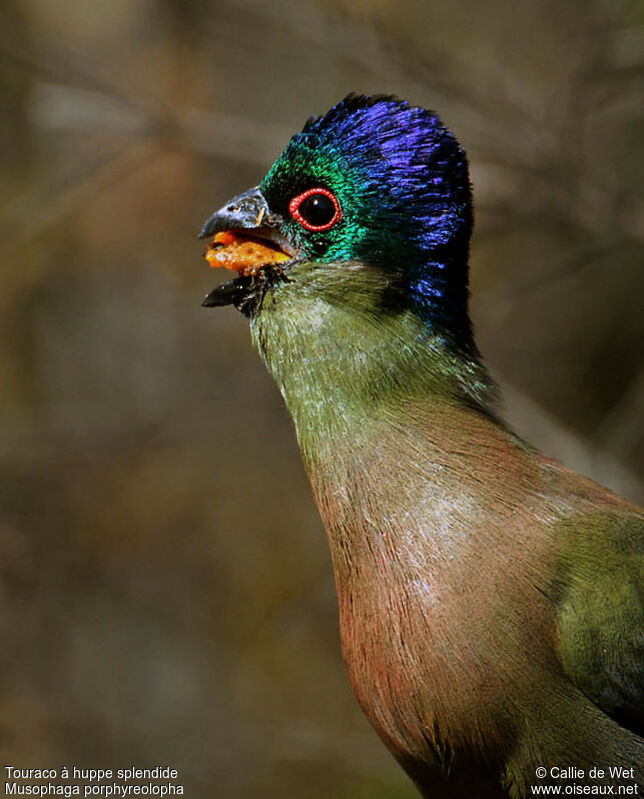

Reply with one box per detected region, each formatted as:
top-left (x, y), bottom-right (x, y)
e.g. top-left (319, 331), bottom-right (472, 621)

top-left (199, 186), bottom-right (274, 239)
top-left (199, 186), bottom-right (296, 314)
top-left (198, 185), bottom-right (296, 259)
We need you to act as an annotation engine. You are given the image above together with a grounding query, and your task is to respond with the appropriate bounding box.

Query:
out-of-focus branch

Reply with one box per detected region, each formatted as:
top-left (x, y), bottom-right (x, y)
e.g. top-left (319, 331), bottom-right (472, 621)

top-left (0, 82), bottom-right (294, 266)
top-left (500, 376), bottom-right (643, 504)
top-left (28, 82), bottom-right (293, 164)
top-left (0, 140), bottom-right (158, 266)
top-left (594, 363), bottom-right (644, 460)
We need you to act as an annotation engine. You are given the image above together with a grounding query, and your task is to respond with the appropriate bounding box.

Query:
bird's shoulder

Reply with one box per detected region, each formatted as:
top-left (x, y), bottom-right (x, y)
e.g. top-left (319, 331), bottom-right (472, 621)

top-left (546, 487), bottom-right (644, 739)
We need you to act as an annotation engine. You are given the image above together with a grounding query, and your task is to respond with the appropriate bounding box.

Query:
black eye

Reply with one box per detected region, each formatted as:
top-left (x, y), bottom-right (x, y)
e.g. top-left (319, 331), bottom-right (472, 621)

top-left (289, 188), bottom-right (342, 231)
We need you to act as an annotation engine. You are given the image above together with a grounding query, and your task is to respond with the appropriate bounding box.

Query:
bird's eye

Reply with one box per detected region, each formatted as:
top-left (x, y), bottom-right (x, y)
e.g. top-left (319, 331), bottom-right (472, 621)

top-left (289, 188), bottom-right (342, 231)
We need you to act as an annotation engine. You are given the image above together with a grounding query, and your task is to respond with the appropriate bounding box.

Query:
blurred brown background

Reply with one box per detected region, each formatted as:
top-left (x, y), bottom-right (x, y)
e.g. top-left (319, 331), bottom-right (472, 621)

top-left (1, 0), bottom-right (642, 796)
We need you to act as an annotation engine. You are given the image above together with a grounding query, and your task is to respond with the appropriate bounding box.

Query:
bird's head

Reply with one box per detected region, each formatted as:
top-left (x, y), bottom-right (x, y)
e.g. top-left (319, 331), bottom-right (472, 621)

top-left (200, 94), bottom-right (475, 350)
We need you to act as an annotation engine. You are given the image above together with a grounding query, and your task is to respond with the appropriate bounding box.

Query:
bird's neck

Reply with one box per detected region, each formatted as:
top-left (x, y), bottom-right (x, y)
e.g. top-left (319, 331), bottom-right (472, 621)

top-left (250, 261), bottom-right (498, 471)
top-left (249, 263), bottom-right (557, 721)
top-left (249, 262), bottom-right (553, 670)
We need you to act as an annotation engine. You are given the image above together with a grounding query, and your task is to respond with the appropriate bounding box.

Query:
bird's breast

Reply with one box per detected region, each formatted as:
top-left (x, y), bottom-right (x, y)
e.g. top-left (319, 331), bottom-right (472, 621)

top-left (304, 416), bottom-right (563, 775)
top-left (331, 537), bottom-right (518, 770)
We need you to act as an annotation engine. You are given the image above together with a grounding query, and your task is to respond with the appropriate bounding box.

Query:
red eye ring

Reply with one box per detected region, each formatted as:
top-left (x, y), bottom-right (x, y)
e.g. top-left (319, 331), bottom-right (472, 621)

top-left (289, 187), bottom-right (342, 232)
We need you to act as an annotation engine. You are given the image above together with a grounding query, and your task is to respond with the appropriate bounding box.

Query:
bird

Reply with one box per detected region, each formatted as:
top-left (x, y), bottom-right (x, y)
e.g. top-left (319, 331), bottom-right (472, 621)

top-left (198, 94), bottom-right (644, 798)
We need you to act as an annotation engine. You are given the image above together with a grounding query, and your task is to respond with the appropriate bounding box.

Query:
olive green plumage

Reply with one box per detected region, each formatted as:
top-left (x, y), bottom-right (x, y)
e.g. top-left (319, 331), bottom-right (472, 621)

top-left (201, 95), bottom-right (644, 797)
top-left (250, 252), bottom-right (644, 797)
top-left (251, 260), bottom-right (496, 459)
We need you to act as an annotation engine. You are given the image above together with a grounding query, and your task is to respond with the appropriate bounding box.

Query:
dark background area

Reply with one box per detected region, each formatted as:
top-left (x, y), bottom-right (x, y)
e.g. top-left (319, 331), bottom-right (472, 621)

top-left (1, 1), bottom-right (642, 796)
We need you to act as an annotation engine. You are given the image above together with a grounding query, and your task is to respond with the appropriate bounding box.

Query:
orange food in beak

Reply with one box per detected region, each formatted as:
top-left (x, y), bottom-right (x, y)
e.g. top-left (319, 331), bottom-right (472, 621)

top-left (205, 231), bottom-right (291, 277)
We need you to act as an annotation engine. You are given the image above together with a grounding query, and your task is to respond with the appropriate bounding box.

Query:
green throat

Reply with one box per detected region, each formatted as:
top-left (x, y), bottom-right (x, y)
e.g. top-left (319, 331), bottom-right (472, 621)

top-left (250, 259), bottom-right (497, 467)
